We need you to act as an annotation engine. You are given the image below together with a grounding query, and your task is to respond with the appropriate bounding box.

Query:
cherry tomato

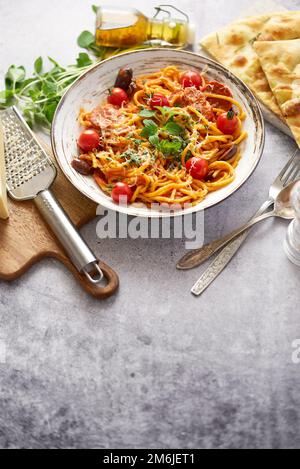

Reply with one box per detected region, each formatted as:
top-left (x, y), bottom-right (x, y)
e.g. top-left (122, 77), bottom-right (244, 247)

top-left (216, 109), bottom-right (239, 135)
top-left (112, 182), bottom-right (133, 204)
top-left (180, 70), bottom-right (203, 89)
top-left (107, 87), bottom-right (128, 107)
top-left (202, 81), bottom-right (233, 111)
top-left (149, 93), bottom-right (170, 109)
top-left (185, 157), bottom-right (209, 180)
top-left (78, 129), bottom-right (100, 152)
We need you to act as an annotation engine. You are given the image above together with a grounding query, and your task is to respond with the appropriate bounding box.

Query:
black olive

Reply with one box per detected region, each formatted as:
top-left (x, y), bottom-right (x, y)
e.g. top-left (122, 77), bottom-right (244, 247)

top-left (114, 68), bottom-right (133, 91)
top-left (71, 158), bottom-right (93, 175)
top-left (127, 80), bottom-right (137, 97)
top-left (221, 144), bottom-right (238, 161)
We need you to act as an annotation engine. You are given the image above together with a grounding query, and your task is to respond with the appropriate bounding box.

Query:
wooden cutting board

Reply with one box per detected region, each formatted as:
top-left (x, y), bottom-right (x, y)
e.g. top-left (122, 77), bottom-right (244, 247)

top-left (0, 147), bottom-right (119, 299)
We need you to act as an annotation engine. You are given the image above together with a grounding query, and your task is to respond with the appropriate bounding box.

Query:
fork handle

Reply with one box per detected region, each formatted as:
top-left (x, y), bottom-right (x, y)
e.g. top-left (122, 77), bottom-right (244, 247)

top-left (190, 199), bottom-right (273, 295)
top-left (177, 206), bottom-right (275, 269)
top-left (34, 189), bottom-right (103, 284)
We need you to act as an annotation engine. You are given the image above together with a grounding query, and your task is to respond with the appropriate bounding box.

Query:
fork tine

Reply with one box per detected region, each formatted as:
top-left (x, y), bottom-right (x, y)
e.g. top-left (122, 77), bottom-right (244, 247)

top-left (282, 160), bottom-right (299, 185)
top-left (279, 150), bottom-right (299, 181)
top-left (280, 152), bottom-right (300, 184)
top-left (285, 163), bottom-right (300, 186)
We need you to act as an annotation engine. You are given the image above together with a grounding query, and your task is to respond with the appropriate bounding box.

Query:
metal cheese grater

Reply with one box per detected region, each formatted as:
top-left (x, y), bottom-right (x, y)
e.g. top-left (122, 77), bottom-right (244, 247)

top-left (0, 106), bottom-right (103, 284)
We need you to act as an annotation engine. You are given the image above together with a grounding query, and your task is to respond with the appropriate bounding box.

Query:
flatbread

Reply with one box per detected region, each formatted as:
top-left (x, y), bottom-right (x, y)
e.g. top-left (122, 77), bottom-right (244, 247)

top-left (200, 11), bottom-right (300, 121)
top-left (254, 39), bottom-right (300, 147)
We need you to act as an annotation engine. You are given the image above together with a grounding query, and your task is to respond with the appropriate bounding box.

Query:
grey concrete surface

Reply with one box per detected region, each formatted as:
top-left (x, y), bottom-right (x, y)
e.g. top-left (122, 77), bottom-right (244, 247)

top-left (1, 0), bottom-right (300, 449)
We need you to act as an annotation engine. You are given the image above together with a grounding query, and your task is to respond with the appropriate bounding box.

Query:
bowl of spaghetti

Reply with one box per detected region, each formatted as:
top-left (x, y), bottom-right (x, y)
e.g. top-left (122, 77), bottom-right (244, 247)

top-left (51, 49), bottom-right (264, 218)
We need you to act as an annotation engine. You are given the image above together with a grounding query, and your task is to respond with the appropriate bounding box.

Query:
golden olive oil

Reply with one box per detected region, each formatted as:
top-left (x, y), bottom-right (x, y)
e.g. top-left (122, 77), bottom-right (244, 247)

top-left (95, 6), bottom-right (193, 48)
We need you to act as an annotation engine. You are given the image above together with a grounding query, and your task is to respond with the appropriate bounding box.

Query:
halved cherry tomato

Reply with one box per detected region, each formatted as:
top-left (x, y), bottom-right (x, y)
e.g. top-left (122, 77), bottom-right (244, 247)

top-left (107, 87), bottom-right (129, 107)
top-left (180, 70), bottom-right (203, 89)
top-left (112, 182), bottom-right (133, 204)
top-left (78, 129), bottom-right (100, 152)
top-left (185, 157), bottom-right (209, 180)
top-left (202, 81), bottom-right (233, 111)
top-left (149, 93), bottom-right (170, 109)
top-left (216, 108), bottom-right (239, 135)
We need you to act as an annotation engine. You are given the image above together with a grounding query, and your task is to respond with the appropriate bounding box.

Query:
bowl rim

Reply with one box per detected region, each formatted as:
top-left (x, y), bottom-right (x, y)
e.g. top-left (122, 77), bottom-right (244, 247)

top-left (51, 48), bottom-right (265, 218)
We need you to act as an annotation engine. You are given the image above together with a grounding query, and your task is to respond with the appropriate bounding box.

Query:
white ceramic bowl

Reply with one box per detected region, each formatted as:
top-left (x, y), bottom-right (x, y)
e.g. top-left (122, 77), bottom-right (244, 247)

top-left (51, 49), bottom-right (265, 218)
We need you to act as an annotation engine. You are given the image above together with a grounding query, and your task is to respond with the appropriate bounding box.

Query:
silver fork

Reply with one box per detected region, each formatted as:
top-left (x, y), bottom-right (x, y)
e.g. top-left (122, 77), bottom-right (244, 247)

top-left (177, 150), bottom-right (300, 294)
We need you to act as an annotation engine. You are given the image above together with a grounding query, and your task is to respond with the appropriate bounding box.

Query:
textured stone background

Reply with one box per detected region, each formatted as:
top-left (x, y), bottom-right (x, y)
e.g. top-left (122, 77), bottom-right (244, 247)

top-left (1, 0), bottom-right (300, 449)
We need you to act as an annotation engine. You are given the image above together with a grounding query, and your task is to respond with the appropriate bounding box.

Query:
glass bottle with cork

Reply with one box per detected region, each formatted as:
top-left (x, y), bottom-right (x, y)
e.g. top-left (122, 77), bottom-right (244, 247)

top-left (95, 5), bottom-right (195, 49)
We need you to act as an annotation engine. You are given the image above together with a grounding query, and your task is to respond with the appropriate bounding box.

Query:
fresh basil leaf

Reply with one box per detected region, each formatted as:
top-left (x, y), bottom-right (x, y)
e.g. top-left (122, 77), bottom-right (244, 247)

top-left (42, 80), bottom-right (57, 96)
top-left (0, 90), bottom-right (15, 107)
top-left (5, 65), bottom-right (26, 89)
top-left (34, 57), bottom-right (43, 74)
top-left (28, 88), bottom-right (41, 101)
top-left (0, 90), bottom-right (11, 100)
top-left (44, 102), bottom-right (58, 122)
top-left (77, 30), bottom-right (95, 49)
top-left (141, 119), bottom-right (158, 138)
top-left (92, 5), bottom-right (99, 14)
top-left (159, 139), bottom-right (183, 156)
top-left (0, 26), bottom-right (99, 130)
top-left (76, 52), bottom-right (93, 68)
top-left (19, 77), bottom-right (39, 90)
top-left (156, 106), bottom-right (172, 116)
top-left (163, 121), bottom-right (184, 136)
top-left (156, 106), bottom-right (180, 123)
top-left (138, 108), bottom-right (156, 118)
top-left (149, 134), bottom-right (160, 147)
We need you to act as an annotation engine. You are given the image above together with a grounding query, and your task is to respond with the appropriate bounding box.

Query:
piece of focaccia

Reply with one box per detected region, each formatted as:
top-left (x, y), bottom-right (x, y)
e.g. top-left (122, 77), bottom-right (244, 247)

top-left (200, 11), bottom-right (300, 121)
top-left (254, 39), bottom-right (300, 147)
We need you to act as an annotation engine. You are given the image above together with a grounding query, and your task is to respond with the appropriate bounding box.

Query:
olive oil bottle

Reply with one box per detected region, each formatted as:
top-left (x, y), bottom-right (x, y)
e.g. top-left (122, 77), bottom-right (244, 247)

top-left (95, 5), bottom-right (195, 49)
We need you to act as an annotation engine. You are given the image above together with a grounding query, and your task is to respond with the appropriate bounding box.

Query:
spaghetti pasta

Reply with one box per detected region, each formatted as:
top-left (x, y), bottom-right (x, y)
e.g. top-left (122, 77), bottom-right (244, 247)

top-left (74, 66), bottom-right (247, 207)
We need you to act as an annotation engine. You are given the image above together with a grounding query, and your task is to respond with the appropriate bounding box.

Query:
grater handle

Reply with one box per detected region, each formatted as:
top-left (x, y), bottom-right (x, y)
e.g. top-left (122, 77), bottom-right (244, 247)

top-left (34, 189), bottom-right (103, 284)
